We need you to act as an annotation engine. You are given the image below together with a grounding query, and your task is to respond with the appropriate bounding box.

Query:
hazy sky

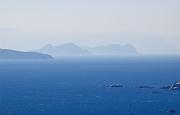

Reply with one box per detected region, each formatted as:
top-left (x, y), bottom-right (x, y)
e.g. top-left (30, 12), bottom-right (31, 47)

top-left (0, 0), bottom-right (180, 54)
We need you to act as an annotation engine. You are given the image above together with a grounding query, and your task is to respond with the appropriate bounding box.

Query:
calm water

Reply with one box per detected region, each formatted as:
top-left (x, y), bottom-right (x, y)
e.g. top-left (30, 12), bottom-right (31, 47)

top-left (0, 56), bottom-right (180, 115)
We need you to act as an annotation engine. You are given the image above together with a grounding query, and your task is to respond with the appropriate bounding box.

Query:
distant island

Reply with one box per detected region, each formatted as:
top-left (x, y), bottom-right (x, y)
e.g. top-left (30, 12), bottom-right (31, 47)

top-left (35, 43), bottom-right (89, 57)
top-left (0, 49), bottom-right (53, 60)
top-left (89, 44), bottom-right (137, 56)
top-left (34, 43), bottom-right (138, 57)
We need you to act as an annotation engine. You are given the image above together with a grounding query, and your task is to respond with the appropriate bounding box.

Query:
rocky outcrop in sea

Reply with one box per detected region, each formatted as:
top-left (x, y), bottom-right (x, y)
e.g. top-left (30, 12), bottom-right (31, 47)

top-left (170, 81), bottom-right (180, 90)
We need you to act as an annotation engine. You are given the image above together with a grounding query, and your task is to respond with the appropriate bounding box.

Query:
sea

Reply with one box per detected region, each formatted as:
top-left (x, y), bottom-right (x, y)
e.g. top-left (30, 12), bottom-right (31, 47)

top-left (0, 56), bottom-right (180, 115)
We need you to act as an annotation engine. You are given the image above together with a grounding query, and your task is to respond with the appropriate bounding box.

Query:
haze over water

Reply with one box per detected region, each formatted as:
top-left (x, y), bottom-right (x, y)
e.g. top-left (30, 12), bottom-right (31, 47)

top-left (0, 0), bottom-right (180, 115)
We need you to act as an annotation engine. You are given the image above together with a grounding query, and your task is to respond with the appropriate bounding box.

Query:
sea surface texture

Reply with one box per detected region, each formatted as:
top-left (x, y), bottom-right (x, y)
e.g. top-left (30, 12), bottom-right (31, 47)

top-left (0, 56), bottom-right (180, 115)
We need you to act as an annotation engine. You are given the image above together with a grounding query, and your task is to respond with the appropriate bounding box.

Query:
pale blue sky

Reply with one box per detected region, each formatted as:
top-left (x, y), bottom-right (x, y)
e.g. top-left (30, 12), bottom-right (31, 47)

top-left (0, 0), bottom-right (180, 54)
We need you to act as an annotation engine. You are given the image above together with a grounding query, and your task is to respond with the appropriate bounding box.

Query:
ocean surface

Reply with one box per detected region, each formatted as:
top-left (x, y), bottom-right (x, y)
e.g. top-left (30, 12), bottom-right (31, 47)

top-left (0, 56), bottom-right (180, 115)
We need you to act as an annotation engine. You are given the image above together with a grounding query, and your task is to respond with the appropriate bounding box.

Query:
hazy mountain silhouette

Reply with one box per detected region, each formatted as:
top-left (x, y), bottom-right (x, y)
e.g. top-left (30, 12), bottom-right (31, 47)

top-left (89, 44), bottom-right (138, 56)
top-left (0, 49), bottom-right (53, 59)
top-left (35, 43), bottom-right (90, 57)
top-left (35, 43), bottom-right (137, 57)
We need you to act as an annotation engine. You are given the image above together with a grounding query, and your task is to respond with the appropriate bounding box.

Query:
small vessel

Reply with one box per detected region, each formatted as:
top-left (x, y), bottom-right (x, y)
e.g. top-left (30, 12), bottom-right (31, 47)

top-left (105, 83), bottom-right (123, 88)
top-left (110, 84), bottom-right (123, 87)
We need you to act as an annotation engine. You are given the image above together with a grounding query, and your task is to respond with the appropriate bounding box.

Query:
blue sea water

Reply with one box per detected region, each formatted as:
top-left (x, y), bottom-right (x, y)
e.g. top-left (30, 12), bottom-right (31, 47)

top-left (0, 56), bottom-right (180, 115)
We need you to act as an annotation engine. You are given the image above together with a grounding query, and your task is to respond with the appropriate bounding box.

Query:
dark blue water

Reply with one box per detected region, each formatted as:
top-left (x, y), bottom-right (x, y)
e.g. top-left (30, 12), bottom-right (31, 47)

top-left (0, 56), bottom-right (180, 115)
